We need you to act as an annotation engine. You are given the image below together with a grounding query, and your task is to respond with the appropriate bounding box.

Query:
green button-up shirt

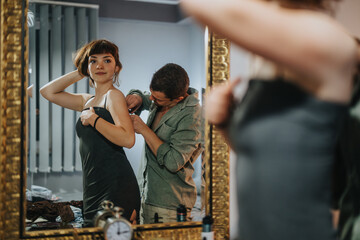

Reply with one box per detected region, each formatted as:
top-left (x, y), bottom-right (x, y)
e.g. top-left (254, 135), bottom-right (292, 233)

top-left (129, 88), bottom-right (203, 210)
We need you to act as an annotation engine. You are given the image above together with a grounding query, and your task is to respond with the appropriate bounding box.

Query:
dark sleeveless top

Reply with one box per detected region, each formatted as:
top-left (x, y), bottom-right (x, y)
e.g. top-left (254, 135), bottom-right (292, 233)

top-left (228, 79), bottom-right (347, 240)
top-left (76, 95), bottom-right (140, 226)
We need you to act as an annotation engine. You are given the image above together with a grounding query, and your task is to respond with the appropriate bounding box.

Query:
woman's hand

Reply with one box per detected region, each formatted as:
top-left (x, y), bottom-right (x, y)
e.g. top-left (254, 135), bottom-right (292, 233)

top-left (80, 107), bottom-right (97, 126)
top-left (76, 68), bottom-right (85, 78)
top-left (205, 78), bottom-right (241, 126)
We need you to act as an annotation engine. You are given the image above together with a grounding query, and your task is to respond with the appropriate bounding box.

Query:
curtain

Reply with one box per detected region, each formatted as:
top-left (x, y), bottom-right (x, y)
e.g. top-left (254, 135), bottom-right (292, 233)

top-left (28, 2), bottom-right (99, 173)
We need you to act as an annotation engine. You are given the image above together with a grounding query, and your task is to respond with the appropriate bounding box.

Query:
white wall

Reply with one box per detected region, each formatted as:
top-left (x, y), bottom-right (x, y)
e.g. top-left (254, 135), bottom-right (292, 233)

top-left (99, 17), bottom-right (205, 177)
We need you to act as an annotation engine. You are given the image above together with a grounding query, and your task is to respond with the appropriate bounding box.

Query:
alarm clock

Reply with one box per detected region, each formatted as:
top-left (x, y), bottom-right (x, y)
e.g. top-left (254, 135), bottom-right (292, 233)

top-left (93, 200), bottom-right (115, 228)
top-left (103, 206), bottom-right (133, 240)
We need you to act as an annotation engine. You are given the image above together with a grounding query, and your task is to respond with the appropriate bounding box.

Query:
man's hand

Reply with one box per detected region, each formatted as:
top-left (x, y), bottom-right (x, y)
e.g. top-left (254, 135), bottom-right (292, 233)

top-left (126, 94), bottom-right (142, 114)
top-left (130, 115), bottom-right (148, 134)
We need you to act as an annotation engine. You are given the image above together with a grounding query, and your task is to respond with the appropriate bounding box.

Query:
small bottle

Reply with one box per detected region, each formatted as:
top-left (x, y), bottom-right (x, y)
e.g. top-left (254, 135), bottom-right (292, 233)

top-left (176, 204), bottom-right (187, 222)
top-left (201, 215), bottom-right (214, 240)
top-left (153, 212), bottom-right (163, 223)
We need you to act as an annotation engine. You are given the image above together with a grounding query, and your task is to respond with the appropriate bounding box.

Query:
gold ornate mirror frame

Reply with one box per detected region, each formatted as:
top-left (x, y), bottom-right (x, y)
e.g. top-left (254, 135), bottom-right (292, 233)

top-left (0, 0), bottom-right (230, 239)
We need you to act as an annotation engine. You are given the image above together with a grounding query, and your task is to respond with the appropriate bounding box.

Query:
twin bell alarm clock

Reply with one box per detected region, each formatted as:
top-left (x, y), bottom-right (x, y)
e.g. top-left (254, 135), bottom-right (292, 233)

top-left (93, 200), bottom-right (133, 240)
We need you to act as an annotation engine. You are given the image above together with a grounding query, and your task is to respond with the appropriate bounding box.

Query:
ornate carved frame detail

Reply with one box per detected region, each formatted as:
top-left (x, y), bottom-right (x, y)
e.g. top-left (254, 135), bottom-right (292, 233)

top-left (0, 0), bottom-right (230, 239)
top-left (206, 32), bottom-right (230, 240)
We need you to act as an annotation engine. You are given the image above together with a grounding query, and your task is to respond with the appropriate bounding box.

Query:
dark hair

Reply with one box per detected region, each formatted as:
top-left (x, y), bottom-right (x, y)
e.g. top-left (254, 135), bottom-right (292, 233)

top-left (263, 0), bottom-right (341, 11)
top-left (150, 63), bottom-right (189, 100)
top-left (74, 39), bottom-right (122, 86)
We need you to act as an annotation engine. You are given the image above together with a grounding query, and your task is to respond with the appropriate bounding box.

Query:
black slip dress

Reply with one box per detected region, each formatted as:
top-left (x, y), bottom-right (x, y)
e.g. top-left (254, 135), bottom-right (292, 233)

top-left (229, 78), bottom-right (347, 240)
top-left (76, 95), bottom-right (140, 226)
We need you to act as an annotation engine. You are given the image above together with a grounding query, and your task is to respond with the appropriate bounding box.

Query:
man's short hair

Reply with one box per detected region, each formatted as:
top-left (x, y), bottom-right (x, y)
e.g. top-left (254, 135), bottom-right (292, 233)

top-left (150, 63), bottom-right (189, 100)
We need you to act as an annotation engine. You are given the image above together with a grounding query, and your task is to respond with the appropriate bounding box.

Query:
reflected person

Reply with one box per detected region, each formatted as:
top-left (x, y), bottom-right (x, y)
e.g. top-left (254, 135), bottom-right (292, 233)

top-left (40, 39), bottom-right (140, 226)
top-left (126, 63), bottom-right (203, 224)
top-left (181, 0), bottom-right (360, 239)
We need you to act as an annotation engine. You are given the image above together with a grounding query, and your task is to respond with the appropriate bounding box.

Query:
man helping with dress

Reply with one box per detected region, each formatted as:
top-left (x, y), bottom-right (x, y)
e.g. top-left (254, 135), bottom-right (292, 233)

top-left (126, 63), bottom-right (203, 224)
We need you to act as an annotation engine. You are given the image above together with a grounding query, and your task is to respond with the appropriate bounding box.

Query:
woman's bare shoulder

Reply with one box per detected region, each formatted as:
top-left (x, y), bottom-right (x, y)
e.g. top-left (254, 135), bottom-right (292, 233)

top-left (107, 89), bottom-right (127, 106)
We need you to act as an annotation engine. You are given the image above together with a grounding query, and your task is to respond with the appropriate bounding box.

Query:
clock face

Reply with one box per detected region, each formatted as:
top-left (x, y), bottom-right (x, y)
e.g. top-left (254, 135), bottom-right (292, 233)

top-left (105, 220), bottom-right (132, 240)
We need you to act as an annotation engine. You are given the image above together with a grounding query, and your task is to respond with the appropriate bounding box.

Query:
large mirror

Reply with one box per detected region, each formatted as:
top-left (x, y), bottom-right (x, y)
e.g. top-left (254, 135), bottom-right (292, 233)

top-left (0, 0), bottom-right (230, 239)
top-left (26, 0), bottom-right (206, 229)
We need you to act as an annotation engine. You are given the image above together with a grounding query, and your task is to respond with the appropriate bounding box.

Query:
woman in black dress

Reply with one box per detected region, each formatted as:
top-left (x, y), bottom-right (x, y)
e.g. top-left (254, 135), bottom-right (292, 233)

top-left (40, 39), bottom-right (140, 226)
top-left (181, 0), bottom-right (360, 239)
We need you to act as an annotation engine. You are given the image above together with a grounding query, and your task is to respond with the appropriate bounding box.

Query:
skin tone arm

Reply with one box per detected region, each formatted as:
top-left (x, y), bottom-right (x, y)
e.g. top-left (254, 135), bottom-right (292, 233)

top-left (204, 78), bottom-right (241, 147)
top-left (40, 70), bottom-right (91, 111)
top-left (41, 69), bottom-right (135, 148)
top-left (180, 0), bottom-right (358, 101)
top-left (130, 115), bottom-right (163, 156)
top-left (80, 90), bottom-right (135, 148)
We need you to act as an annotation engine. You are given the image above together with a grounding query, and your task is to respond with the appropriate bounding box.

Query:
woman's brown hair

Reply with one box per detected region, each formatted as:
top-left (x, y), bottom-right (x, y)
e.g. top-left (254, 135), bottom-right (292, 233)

top-left (74, 39), bottom-right (122, 87)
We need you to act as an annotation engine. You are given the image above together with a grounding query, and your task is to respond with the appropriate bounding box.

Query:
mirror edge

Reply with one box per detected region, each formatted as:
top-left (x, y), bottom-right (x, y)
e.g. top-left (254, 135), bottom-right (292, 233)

top-left (0, 0), bottom-right (28, 239)
top-left (0, 0), bottom-right (230, 238)
top-left (205, 32), bottom-right (230, 240)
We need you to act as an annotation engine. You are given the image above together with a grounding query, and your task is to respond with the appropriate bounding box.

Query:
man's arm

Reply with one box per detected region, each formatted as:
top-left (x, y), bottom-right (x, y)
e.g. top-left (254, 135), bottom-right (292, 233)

top-left (127, 89), bottom-right (152, 115)
top-left (130, 114), bottom-right (164, 154)
top-left (155, 109), bottom-right (202, 173)
top-left (131, 104), bottom-right (203, 173)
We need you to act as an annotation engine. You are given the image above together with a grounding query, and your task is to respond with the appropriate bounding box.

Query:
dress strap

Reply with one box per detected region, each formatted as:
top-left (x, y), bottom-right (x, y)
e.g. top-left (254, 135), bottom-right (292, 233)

top-left (104, 92), bottom-right (108, 109)
top-left (84, 95), bottom-right (95, 107)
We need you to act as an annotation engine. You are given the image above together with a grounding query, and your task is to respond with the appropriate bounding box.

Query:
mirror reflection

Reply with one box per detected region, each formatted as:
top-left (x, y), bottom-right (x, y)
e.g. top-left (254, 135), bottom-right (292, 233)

top-left (26, 0), bottom-right (206, 231)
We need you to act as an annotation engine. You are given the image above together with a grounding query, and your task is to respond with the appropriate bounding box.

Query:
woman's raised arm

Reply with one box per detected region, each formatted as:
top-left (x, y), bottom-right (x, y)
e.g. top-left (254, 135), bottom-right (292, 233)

top-left (180, 0), bottom-right (357, 83)
top-left (40, 70), bottom-right (92, 111)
